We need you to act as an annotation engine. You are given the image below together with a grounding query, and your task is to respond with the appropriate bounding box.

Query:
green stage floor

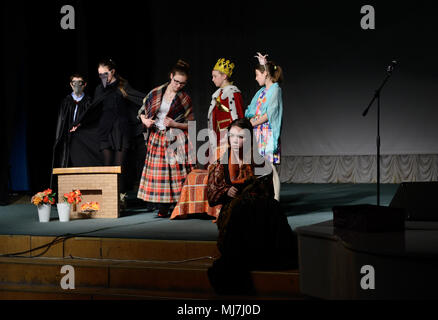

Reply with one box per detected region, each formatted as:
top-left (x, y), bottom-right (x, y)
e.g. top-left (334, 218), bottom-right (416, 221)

top-left (0, 184), bottom-right (399, 241)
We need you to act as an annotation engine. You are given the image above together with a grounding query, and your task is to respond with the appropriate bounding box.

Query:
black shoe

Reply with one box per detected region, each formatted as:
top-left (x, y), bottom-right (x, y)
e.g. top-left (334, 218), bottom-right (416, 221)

top-left (156, 210), bottom-right (170, 218)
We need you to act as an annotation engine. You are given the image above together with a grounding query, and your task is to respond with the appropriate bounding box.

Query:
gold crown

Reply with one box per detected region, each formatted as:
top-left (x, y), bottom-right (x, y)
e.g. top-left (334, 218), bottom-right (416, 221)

top-left (213, 58), bottom-right (235, 77)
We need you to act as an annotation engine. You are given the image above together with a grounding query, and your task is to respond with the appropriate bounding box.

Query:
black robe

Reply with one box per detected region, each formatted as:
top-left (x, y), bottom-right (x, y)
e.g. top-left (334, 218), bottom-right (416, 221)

top-left (73, 78), bottom-right (145, 151)
top-left (70, 79), bottom-right (146, 192)
top-left (68, 96), bottom-right (104, 167)
top-left (55, 94), bottom-right (94, 167)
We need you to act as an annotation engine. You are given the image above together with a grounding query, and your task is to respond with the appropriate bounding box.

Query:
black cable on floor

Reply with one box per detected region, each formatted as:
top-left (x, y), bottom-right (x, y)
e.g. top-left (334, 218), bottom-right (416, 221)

top-left (0, 219), bottom-right (178, 258)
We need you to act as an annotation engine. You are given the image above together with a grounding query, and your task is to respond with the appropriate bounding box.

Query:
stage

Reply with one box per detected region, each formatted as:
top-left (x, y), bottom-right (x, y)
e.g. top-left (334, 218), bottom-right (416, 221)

top-left (0, 183), bottom-right (399, 240)
top-left (0, 183), bottom-right (399, 300)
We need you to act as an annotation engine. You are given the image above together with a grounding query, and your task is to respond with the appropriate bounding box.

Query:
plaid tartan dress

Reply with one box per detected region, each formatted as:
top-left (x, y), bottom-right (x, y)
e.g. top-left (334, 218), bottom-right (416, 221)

top-left (137, 83), bottom-right (195, 203)
top-left (170, 169), bottom-right (222, 219)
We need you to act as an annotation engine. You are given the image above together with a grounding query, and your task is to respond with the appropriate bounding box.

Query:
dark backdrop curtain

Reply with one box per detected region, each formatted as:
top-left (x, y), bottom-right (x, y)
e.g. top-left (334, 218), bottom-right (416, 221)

top-left (1, 2), bottom-right (29, 202)
top-left (1, 0), bottom-right (156, 194)
top-left (2, 0), bottom-right (437, 195)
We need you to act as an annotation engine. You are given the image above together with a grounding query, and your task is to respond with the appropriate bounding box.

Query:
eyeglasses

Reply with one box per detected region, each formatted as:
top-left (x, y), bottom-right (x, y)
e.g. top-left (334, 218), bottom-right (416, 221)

top-left (173, 78), bottom-right (187, 86)
top-left (71, 80), bottom-right (85, 86)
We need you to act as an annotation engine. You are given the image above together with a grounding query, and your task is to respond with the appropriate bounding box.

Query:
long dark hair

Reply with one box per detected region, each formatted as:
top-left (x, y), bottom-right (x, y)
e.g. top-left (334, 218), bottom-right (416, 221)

top-left (227, 118), bottom-right (255, 164)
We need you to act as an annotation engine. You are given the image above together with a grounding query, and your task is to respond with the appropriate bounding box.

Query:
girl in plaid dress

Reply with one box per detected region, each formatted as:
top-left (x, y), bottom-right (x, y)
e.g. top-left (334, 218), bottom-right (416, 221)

top-left (245, 52), bottom-right (284, 201)
top-left (137, 60), bottom-right (195, 217)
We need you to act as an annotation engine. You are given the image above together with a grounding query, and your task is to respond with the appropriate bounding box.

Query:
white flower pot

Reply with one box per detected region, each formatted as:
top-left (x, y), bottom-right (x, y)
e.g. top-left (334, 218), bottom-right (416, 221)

top-left (57, 203), bottom-right (71, 222)
top-left (37, 204), bottom-right (51, 222)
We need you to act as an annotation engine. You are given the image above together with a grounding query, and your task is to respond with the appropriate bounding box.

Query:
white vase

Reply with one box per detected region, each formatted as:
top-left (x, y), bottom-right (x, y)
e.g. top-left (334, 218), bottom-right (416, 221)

top-left (57, 203), bottom-right (71, 222)
top-left (37, 204), bottom-right (51, 222)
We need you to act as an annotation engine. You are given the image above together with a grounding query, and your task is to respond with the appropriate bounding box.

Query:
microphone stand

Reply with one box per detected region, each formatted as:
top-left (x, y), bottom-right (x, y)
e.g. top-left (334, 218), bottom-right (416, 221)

top-left (362, 61), bottom-right (396, 206)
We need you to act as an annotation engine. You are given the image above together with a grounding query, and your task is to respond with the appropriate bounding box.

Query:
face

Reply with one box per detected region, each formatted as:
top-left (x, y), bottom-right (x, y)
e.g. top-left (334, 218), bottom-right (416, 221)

top-left (98, 65), bottom-right (116, 85)
top-left (170, 72), bottom-right (188, 92)
top-left (255, 69), bottom-right (267, 86)
top-left (229, 126), bottom-right (247, 151)
top-left (70, 77), bottom-right (86, 95)
top-left (211, 70), bottom-right (227, 88)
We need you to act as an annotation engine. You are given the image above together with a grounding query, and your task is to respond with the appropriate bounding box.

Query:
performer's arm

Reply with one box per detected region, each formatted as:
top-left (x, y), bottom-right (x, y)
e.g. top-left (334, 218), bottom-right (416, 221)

top-left (71, 86), bottom-right (101, 129)
top-left (250, 113), bottom-right (268, 126)
top-left (137, 90), bottom-right (154, 119)
top-left (121, 82), bottom-right (146, 107)
top-left (265, 86), bottom-right (283, 153)
top-left (164, 97), bottom-right (194, 130)
top-left (137, 90), bottom-right (156, 129)
top-left (250, 86), bottom-right (282, 127)
top-left (233, 92), bottom-right (245, 119)
top-left (163, 118), bottom-right (188, 130)
top-left (140, 113), bottom-right (155, 128)
top-left (70, 124), bottom-right (80, 132)
top-left (207, 164), bottom-right (232, 206)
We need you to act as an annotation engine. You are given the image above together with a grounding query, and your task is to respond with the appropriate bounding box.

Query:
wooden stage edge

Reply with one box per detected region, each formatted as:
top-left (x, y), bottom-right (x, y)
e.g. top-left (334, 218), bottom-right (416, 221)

top-left (0, 235), bottom-right (302, 300)
top-left (0, 234), bottom-right (220, 262)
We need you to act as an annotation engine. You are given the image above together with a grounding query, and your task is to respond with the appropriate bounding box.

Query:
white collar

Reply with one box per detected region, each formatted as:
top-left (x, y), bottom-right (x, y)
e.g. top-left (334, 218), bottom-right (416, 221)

top-left (71, 92), bottom-right (85, 101)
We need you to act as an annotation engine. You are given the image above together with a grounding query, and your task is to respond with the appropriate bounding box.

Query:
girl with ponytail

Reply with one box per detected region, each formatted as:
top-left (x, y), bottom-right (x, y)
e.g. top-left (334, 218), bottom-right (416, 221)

top-left (245, 52), bottom-right (284, 201)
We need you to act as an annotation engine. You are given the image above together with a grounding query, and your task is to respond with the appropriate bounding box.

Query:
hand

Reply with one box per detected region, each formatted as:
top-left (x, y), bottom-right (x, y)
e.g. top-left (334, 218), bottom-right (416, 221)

top-left (163, 117), bottom-right (176, 128)
top-left (69, 124), bottom-right (80, 132)
top-left (140, 115), bottom-right (155, 128)
top-left (227, 186), bottom-right (239, 198)
top-left (251, 114), bottom-right (267, 126)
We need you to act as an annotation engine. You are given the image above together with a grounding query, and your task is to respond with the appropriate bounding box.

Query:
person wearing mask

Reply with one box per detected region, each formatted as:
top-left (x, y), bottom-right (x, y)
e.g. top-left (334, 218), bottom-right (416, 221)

top-left (55, 73), bottom-right (92, 168)
top-left (71, 58), bottom-right (145, 207)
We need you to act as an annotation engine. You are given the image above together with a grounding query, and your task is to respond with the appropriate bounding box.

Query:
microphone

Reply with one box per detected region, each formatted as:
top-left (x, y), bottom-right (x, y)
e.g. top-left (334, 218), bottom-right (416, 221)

top-left (387, 60), bottom-right (397, 73)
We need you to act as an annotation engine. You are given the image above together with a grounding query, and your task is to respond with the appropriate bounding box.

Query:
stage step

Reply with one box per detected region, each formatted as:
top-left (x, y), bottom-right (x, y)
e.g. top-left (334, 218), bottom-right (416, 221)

top-left (0, 256), bottom-right (302, 300)
top-left (0, 235), bottom-right (220, 261)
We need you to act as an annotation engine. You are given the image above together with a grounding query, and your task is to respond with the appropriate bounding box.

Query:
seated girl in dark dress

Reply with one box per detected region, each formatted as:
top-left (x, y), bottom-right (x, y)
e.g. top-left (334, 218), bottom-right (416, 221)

top-left (207, 118), bottom-right (297, 294)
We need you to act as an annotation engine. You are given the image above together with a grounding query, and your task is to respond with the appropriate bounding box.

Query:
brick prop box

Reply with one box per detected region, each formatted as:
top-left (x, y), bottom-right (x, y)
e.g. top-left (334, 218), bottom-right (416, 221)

top-left (53, 166), bottom-right (121, 219)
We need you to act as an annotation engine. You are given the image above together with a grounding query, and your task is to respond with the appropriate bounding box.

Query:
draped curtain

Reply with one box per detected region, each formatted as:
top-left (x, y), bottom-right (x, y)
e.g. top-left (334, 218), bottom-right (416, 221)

top-left (278, 155), bottom-right (438, 184)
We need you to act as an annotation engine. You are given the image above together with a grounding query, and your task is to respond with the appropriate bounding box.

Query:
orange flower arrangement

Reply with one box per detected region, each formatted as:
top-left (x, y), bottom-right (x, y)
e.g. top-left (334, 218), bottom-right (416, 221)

top-left (31, 188), bottom-right (56, 206)
top-left (62, 190), bottom-right (82, 205)
top-left (80, 201), bottom-right (100, 213)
